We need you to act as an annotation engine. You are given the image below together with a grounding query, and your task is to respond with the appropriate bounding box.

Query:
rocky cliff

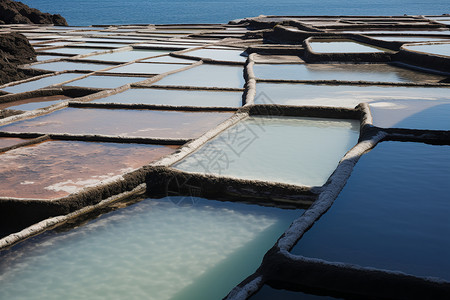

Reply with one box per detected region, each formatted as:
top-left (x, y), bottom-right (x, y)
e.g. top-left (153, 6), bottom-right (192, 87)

top-left (0, 31), bottom-right (36, 85)
top-left (0, 0), bottom-right (67, 26)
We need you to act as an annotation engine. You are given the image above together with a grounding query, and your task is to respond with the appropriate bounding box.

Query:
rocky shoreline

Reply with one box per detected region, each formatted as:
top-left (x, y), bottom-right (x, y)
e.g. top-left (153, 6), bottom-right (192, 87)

top-left (0, 1), bottom-right (67, 85)
top-left (0, 0), bottom-right (67, 25)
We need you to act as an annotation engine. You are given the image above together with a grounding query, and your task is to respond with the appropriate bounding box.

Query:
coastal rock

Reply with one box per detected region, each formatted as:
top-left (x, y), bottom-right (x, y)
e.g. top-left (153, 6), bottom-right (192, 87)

top-left (0, 32), bottom-right (36, 85)
top-left (0, 0), bottom-right (68, 26)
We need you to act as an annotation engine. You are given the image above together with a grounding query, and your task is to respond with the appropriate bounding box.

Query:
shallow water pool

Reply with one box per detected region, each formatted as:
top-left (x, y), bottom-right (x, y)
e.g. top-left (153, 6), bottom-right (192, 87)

top-left (403, 43), bottom-right (450, 57)
top-left (141, 55), bottom-right (196, 64)
top-left (106, 63), bottom-right (187, 75)
top-left (155, 64), bottom-right (245, 89)
top-left (83, 49), bottom-right (171, 63)
top-left (64, 75), bottom-right (148, 88)
top-left (32, 61), bottom-right (114, 72)
top-left (253, 63), bottom-right (444, 83)
top-left (369, 99), bottom-right (450, 130)
top-left (94, 88), bottom-right (243, 107)
top-left (0, 95), bottom-right (71, 111)
top-left (0, 196), bottom-right (301, 299)
top-left (175, 116), bottom-right (360, 186)
top-left (308, 39), bottom-right (387, 53)
top-left (183, 48), bottom-right (247, 62)
top-left (0, 107), bottom-right (233, 139)
top-left (0, 137), bottom-right (28, 149)
top-left (250, 285), bottom-right (341, 300)
top-left (255, 83), bottom-right (450, 108)
top-left (0, 140), bottom-right (176, 199)
top-left (40, 47), bottom-right (106, 55)
top-left (2, 73), bottom-right (83, 94)
top-left (292, 141), bottom-right (450, 281)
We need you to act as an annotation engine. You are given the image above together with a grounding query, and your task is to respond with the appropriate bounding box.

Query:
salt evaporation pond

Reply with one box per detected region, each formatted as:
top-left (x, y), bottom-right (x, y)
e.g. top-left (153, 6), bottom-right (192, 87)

top-left (64, 75), bottom-right (148, 89)
top-left (155, 64), bottom-right (245, 89)
top-left (255, 83), bottom-right (450, 108)
top-left (253, 63), bottom-right (444, 83)
top-left (40, 47), bottom-right (106, 55)
top-left (0, 108), bottom-right (233, 139)
top-left (175, 116), bottom-right (359, 186)
top-left (79, 42), bottom-right (130, 48)
top-left (0, 140), bottom-right (176, 199)
top-left (0, 197), bottom-right (301, 299)
top-left (1, 73), bottom-right (82, 94)
top-left (141, 55), bottom-right (195, 64)
top-left (250, 285), bottom-right (341, 300)
top-left (292, 141), bottom-right (450, 281)
top-left (370, 36), bottom-right (450, 42)
top-left (94, 88), bottom-right (243, 108)
top-left (105, 63), bottom-right (187, 75)
top-left (36, 55), bottom-right (66, 61)
top-left (369, 100), bottom-right (450, 130)
top-left (33, 41), bottom-right (75, 48)
top-left (0, 137), bottom-right (27, 149)
top-left (308, 39), bottom-right (387, 53)
top-left (0, 95), bottom-right (71, 111)
top-left (403, 43), bottom-right (450, 57)
top-left (183, 49), bottom-right (247, 62)
top-left (83, 49), bottom-right (171, 62)
top-left (31, 61), bottom-right (114, 72)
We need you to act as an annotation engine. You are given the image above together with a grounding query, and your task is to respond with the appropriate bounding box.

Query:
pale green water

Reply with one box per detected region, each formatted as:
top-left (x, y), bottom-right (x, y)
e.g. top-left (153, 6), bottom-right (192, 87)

top-left (255, 83), bottom-right (450, 108)
top-left (253, 63), bottom-right (443, 83)
top-left (94, 88), bottom-right (243, 107)
top-left (2, 73), bottom-right (83, 94)
top-left (0, 197), bottom-right (301, 300)
top-left (175, 116), bottom-right (360, 186)
top-left (292, 141), bottom-right (450, 281)
top-left (155, 64), bottom-right (245, 89)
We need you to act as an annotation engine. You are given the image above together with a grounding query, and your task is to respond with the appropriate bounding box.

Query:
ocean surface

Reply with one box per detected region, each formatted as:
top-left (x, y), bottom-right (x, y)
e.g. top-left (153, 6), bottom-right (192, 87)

top-left (20, 0), bottom-right (449, 26)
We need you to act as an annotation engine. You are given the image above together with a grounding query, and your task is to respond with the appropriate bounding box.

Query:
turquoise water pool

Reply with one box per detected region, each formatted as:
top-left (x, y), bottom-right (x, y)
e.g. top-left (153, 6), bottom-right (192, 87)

top-left (0, 197), bottom-right (301, 299)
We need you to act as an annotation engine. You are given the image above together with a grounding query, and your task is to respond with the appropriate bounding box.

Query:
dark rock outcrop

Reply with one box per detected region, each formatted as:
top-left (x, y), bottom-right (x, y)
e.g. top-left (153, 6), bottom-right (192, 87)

top-left (0, 32), bottom-right (36, 84)
top-left (0, 0), bottom-right (68, 26)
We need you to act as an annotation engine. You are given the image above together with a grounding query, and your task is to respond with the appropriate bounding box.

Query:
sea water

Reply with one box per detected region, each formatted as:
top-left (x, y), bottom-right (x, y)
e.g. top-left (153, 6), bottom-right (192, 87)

top-left (19, 0), bottom-right (450, 26)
